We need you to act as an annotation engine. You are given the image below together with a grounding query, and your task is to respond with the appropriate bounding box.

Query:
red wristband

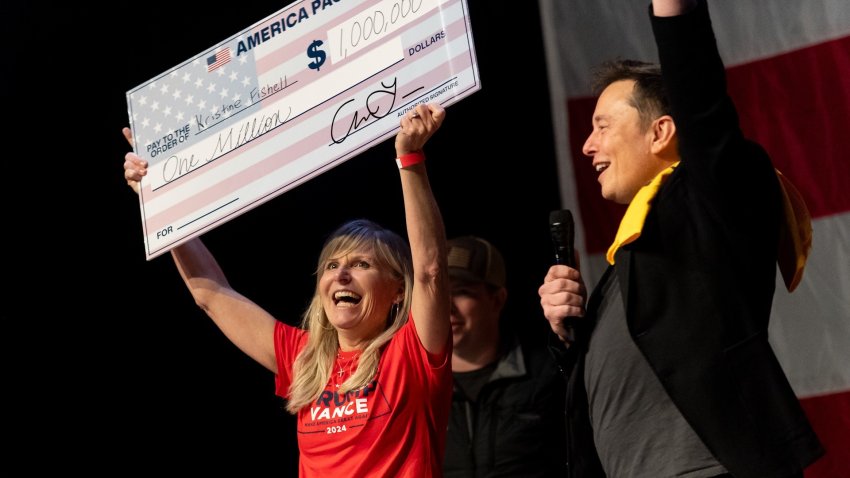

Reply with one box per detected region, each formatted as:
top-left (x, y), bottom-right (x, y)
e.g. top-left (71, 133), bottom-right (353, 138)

top-left (396, 151), bottom-right (426, 169)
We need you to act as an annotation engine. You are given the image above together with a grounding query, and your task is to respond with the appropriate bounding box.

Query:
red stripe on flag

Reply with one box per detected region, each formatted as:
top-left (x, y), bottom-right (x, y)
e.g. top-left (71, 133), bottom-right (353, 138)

top-left (800, 391), bottom-right (850, 478)
top-left (727, 35), bottom-right (850, 219)
top-left (207, 48), bottom-right (231, 72)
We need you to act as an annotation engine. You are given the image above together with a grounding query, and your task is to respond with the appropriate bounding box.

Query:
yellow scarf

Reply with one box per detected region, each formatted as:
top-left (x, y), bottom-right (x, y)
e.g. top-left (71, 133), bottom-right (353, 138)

top-left (606, 162), bottom-right (679, 265)
top-left (606, 164), bottom-right (811, 292)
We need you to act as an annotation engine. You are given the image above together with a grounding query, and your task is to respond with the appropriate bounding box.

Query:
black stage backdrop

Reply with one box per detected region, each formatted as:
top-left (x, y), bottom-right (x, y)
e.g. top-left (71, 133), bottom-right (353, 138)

top-left (12, 1), bottom-right (561, 471)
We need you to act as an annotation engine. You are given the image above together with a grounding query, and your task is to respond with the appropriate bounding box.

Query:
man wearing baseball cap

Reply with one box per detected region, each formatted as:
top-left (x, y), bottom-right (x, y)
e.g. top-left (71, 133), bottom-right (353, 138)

top-left (443, 236), bottom-right (567, 477)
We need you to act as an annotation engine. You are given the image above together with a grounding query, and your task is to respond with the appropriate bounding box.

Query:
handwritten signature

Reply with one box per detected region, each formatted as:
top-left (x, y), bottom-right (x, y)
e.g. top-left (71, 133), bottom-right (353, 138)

top-left (330, 77), bottom-right (398, 144)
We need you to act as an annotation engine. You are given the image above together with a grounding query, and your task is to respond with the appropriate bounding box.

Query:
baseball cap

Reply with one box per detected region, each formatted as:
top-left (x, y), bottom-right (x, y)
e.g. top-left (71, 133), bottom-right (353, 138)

top-left (446, 236), bottom-right (506, 288)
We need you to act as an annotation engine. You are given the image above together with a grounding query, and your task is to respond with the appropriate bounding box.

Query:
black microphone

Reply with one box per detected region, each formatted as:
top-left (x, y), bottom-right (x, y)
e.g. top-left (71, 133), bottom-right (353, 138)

top-left (549, 209), bottom-right (575, 267)
top-left (549, 209), bottom-right (580, 339)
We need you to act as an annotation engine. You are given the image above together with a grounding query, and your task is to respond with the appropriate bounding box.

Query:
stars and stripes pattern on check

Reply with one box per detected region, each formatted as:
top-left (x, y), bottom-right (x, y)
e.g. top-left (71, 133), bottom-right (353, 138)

top-left (127, 47), bottom-right (259, 151)
top-left (128, 0), bottom-right (480, 261)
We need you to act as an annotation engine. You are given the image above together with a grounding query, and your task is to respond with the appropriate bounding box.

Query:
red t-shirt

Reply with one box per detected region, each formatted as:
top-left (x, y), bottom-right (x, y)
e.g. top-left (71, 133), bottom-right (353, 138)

top-left (274, 314), bottom-right (452, 477)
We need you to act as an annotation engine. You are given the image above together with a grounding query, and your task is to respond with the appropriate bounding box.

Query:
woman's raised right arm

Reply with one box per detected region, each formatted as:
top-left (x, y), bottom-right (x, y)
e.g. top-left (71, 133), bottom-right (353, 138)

top-left (123, 128), bottom-right (278, 372)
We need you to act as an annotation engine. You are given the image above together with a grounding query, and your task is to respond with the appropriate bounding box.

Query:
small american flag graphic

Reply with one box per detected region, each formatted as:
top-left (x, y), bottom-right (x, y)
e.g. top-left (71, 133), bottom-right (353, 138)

top-left (206, 48), bottom-right (231, 72)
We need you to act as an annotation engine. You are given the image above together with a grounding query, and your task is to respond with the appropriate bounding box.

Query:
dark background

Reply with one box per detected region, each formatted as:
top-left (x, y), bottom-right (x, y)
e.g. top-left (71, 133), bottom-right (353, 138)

top-left (12, 1), bottom-right (561, 471)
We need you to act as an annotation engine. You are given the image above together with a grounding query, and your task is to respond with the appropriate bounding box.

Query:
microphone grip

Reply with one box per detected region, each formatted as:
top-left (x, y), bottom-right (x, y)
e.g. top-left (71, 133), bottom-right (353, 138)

top-left (549, 209), bottom-right (575, 268)
top-left (549, 209), bottom-right (580, 338)
top-left (556, 241), bottom-right (575, 268)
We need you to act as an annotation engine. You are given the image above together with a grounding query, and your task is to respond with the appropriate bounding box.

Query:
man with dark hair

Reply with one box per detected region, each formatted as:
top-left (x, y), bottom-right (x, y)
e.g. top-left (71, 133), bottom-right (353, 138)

top-left (538, 1), bottom-right (823, 477)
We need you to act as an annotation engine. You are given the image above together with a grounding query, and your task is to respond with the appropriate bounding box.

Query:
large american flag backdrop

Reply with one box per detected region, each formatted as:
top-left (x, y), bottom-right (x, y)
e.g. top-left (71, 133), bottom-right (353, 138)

top-left (538, 0), bottom-right (850, 475)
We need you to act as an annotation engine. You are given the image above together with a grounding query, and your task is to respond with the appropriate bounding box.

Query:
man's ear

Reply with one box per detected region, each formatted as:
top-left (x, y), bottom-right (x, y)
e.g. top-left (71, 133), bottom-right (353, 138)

top-left (650, 115), bottom-right (677, 155)
top-left (493, 287), bottom-right (508, 312)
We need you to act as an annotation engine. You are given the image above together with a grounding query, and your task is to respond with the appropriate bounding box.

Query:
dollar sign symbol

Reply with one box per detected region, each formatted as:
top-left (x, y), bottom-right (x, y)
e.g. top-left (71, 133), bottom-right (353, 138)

top-left (307, 40), bottom-right (326, 72)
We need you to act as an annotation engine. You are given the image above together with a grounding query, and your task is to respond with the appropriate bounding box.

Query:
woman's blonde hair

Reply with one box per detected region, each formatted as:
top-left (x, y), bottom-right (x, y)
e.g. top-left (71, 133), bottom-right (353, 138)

top-left (285, 219), bottom-right (412, 413)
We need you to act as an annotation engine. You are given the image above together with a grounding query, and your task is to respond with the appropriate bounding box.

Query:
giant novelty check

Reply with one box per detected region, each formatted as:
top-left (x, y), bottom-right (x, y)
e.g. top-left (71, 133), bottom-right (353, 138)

top-left (127, 0), bottom-right (480, 260)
